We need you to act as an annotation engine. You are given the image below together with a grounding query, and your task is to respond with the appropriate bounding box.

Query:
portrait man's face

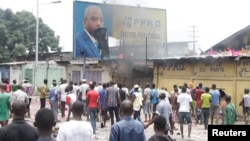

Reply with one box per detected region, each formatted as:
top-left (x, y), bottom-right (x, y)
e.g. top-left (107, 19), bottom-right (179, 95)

top-left (84, 6), bottom-right (103, 35)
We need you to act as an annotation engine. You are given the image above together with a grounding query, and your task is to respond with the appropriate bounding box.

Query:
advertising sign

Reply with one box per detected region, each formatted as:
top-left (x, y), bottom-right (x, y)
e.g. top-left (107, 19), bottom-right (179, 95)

top-left (73, 1), bottom-right (167, 60)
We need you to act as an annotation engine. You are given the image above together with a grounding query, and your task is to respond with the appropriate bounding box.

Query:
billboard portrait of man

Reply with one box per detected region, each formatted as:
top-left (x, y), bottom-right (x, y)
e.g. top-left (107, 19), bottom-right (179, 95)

top-left (75, 5), bottom-right (109, 60)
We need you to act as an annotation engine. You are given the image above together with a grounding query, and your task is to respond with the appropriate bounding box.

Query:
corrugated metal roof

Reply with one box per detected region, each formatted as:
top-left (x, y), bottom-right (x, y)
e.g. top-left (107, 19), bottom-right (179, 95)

top-left (0, 61), bottom-right (27, 65)
top-left (148, 54), bottom-right (250, 61)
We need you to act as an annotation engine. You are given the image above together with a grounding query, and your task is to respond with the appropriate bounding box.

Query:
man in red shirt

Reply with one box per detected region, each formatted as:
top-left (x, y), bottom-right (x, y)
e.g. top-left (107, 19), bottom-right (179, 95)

top-left (86, 84), bottom-right (100, 134)
top-left (195, 86), bottom-right (205, 124)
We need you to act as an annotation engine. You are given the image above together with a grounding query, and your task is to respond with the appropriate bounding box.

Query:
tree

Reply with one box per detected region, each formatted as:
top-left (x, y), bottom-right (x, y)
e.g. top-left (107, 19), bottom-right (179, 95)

top-left (0, 8), bottom-right (60, 62)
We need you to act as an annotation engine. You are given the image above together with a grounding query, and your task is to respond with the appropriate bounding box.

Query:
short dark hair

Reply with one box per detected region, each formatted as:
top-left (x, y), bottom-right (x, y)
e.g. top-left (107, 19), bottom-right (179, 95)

top-left (13, 79), bottom-right (17, 84)
top-left (244, 88), bottom-right (249, 94)
top-left (154, 116), bottom-right (166, 131)
top-left (225, 94), bottom-right (231, 103)
top-left (212, 84), bottom-right (216, 89)
top-left (205, 87), bottom-right (209, 93)
top-left (44, 79), bottom-right (48, 84)
top-left (90, 84), bottom-right (95, 89)
top-left (181, 86), bottom-right (186, 93)
top-left (151, 83), bottom-right (156, 89)
top-left (102, 83), bottom-right (107, 89)
top-left (118, 83), bottom-right (122, 89)
top-left (35, 108), bottom-right (55, 131)
top-left (71, 101), bottom-right (83, 114)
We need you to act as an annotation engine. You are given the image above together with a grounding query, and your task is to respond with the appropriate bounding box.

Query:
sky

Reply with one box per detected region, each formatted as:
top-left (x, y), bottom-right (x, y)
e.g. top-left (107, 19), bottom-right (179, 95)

top-left (1, 0), bottom-right (250, 52)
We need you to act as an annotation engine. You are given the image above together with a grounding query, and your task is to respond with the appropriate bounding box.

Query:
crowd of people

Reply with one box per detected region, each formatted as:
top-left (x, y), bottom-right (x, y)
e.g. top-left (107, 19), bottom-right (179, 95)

top-left (0, 77), bottom-right (250, 141)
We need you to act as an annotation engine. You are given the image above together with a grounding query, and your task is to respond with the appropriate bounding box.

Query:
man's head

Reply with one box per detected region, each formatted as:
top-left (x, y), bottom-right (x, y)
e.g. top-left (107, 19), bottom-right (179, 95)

top-left (134, 84), bottom-right (139, 92)
top-left (120, 100), bottom-right (133, 117)
top-left (159, 92), bottom-right (166, 100)
top-left (153, 116), bottom-right (166, 133)
top-left (181, 86), bottom-right (187, 93)
top-left (225, 94), bottom-right (232, 104)
top-left (34, 108), bottom-right (55, 132)
top-left (90, 84), bottom-right (95, 90)
top-left (244, 88), bottom-right (249, 94)
top-left (11, 101), bottom-right (27, 118)
top-left (24, 78), bottom-right (29, 83)
top-left (44, 79), bottom-right (48, 85)
top-left (102, 83), bottom-right (107, 89)
top-left (71, 101), bottom-right (84, 116)
top-left (52, 80), bottom-right (57, 86)
top-left (82, 79), bottom-right (87, 83)
top-left (205, 87), bottom-right (209, 93)
top-left (17, 84), bottom-right (22, 90)
top-left (151, 83), bottom-right (156, 89)
top-left (118, 83), bottom-right (122, 89)
top-left (83, 5), bottom-right (103, 35)
top-left (212, 84), bottom-right (216, 89)
top-left (145, 83), bottom-right (150, 88)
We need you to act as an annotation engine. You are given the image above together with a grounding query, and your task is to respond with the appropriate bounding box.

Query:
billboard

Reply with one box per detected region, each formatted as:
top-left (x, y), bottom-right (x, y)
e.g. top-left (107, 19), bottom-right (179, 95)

top-left (73, 1), bottom-right (167, 60)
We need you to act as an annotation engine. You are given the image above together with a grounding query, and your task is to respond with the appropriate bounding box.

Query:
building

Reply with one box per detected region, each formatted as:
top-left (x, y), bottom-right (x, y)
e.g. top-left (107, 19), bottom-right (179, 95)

top-left (151, 25), bottom-right (250, 115)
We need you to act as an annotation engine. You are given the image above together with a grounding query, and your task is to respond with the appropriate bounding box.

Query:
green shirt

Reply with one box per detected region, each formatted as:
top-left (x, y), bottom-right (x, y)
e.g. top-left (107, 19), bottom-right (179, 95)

top-left (0, 93), bottom-right (11, 121)
top-left (201, 93), bottom-right (211, 108)
top-left (12, 84), bottom-right (18, 92)
top-left (224, 103), bottom-right (236, 125)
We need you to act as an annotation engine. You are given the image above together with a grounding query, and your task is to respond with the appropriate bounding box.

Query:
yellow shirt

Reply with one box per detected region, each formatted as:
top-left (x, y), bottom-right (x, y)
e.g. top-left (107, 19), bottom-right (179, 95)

top-left (201, 93), bottom-right (212, 108)
top-left (39, 84), bottom-right (48, 98)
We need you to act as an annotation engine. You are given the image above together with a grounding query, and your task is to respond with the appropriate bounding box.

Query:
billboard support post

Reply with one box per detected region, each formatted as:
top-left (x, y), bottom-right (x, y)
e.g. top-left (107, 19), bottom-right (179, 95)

top-left (146, 37), bottom-right (148, 66)
top-left (81, 52), bottom-right (86, 79)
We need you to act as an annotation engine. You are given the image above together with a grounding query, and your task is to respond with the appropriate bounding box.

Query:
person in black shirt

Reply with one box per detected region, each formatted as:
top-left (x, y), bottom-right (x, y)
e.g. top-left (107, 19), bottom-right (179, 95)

top-left (148, 116), bottom-right (175, 141)
top-left (0, 101), bottom-right (39, 141)
top-left (118, 84), bottom-right (126, 102)
top-left (34, 108), bottom-right (56, 141)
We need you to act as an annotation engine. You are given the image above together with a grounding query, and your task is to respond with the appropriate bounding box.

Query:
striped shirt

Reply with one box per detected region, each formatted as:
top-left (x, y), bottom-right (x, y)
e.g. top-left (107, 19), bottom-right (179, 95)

top-left (105, 86), bottom-right (119, 107)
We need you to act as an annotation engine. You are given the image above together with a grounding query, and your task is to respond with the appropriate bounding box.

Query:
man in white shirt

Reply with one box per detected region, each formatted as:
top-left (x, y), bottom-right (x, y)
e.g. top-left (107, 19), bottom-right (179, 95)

top-left (57, 101), bottom-right (93, 141)
top-left (12, 85), bottom-right (28, 104)
top-left (79, 79), bottom-right (89, 117)
top-left (21, 78), bottom-right (33, 118)
top-left (58, 79), bottom-right (68, 119)
top-left (177, 87), bottom-right (193, 139)
top-left (73, 82), bottom-right (80, 96)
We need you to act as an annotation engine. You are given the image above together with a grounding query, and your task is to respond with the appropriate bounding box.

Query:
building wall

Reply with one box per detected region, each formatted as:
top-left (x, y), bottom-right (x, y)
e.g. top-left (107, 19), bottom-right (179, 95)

top-left (65, 63), bottom-right (110, 84)
top-left (153, 58), bottom-right (250, 115)
top-left (10, 65), bottom-right (22, 84)
top-left (22, 61), bottom-right (66, 88)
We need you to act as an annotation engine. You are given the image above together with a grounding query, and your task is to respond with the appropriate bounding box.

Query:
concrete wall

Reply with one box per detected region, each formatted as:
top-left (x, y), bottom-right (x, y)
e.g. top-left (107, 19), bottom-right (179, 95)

top-left (22, 61), bottom-right (66, 88)
top-left (153, 58), bottom-right (250, 115)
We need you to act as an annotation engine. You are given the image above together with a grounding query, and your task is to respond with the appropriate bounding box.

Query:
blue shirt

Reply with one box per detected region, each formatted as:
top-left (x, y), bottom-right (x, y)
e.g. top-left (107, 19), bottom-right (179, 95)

top-left (109, 116), bottom-right (146, 141)
top-left (210, 89), bottom-right (220, 105)
top-left (99, 89), bottom-right (107, 108)
top-left (151, 89), bottom-right (158, 104)
top-left (49, 87), bottom-right (57, 101)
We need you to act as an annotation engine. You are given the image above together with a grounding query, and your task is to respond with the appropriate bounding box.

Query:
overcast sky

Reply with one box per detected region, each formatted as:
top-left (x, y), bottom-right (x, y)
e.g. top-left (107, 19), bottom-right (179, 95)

top-left (1, 0), bottom-right (250, 52)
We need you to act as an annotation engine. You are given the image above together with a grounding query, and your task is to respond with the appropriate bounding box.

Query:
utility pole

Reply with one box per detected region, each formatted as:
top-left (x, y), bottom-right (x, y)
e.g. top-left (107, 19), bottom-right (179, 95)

top-left (189, 26), bottom-right (198, 54)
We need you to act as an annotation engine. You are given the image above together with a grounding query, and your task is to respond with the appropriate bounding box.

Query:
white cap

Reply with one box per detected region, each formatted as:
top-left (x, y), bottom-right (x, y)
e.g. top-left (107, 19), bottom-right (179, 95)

top-left (82, 79), bottom-right (87, 82)
top-left (134, 84), bottom-right (139, 89)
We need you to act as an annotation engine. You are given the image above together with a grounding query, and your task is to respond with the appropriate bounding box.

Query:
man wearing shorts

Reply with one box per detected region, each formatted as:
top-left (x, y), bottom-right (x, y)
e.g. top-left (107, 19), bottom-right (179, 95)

top-left (239, 88), bottom-right (250, 125)
top-left (177, 86), bottom-right (193, 139)
top-left (210, 84), bottom-right (220, 125)
top-left (143, 83), bottom-right (152, 122)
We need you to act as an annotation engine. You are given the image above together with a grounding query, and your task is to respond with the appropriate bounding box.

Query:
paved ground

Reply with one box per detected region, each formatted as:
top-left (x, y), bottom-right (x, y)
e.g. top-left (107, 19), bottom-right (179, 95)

top-left (5, 95), bottom-right (246, 141)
